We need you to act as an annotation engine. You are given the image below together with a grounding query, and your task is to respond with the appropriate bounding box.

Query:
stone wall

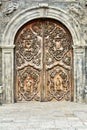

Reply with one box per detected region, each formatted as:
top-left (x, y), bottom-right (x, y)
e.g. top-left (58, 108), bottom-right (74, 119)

top-left (0, 0), bottom-right (87, 45)
top-left (0, 0), bottom-right (87, 103)
top-left (0, 50), bottom-right (1, 84)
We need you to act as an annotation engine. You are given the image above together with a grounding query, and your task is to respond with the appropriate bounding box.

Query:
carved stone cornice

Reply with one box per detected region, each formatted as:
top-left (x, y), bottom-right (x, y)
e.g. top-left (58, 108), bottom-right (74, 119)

top-left (38, 3), bottom-right (49, 8)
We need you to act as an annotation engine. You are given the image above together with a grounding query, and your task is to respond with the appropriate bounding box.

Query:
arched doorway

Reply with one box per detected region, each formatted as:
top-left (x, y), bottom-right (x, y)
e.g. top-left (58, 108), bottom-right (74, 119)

top-left (1, 6), bottom-right (85, 103)
top-left (14, 18), bottom-right (73, 102)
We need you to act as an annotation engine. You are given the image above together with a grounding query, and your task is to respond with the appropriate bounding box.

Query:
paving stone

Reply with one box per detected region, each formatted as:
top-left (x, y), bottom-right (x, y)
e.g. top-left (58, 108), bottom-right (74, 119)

top-left (68, 121), bottom-right (85, 127)
top-left (76, 127), bottom-right (87, 130)
top-left (0, 102), bottom-right (87, 130)
top-left (60, 128), bottom-right (76, 130)
top-left (55, 119), bottom-right (70, 128)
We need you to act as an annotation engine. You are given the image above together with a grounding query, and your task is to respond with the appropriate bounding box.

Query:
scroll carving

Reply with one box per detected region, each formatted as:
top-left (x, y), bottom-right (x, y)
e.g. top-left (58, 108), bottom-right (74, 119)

top-left (68, 3), bottom-right (84, 19)
top-left (3, 1), bottom-right (19, 15)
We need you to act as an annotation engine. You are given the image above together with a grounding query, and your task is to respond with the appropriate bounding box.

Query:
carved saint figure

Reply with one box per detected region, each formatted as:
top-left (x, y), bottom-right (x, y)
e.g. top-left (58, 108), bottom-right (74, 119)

top-left (54, 74), bottom-right (63, 91)
top-left (24, 76), bottom-right (33, 92)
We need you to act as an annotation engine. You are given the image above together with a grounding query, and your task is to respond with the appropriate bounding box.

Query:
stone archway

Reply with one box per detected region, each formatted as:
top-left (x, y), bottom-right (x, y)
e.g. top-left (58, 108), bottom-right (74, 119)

top-left (1, 6), bottom-right (85, 103)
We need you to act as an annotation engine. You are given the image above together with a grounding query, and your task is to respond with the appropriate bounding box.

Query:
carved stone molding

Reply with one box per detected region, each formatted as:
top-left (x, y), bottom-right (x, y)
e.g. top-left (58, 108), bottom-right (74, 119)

top-left (0, 45), bottom-right (15, 49)
top-left (2, 1), bottom-right (19, 15)
top-left (1, 7), bottom-right (81, 45)
top-left (67, 2), bottom-right (84, 20)
top-left (38, 3), bottom-right (49, 8)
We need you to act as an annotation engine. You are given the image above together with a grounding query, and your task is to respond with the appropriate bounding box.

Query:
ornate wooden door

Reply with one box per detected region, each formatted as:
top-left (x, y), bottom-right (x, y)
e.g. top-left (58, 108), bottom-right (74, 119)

top-left (14, 19), bottom-right (73, 102)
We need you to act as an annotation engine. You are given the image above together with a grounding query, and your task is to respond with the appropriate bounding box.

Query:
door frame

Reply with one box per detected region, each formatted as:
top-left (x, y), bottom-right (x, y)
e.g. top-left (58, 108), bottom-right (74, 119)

top-left (1, 5), bottom-right (85, 103)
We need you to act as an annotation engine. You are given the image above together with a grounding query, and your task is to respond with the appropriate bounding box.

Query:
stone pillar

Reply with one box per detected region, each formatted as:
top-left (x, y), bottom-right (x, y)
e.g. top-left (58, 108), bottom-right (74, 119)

top-left (84, 47), bottom-right (87, 103)
top-left (73, 45), bottom-right (85, 103)
top-left (1, 45), bottom-right (15, 103)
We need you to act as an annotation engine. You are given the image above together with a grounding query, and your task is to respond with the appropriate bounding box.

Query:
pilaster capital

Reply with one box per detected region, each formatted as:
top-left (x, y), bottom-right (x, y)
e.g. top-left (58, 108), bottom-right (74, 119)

top-left (0, 45), bottom-right (15, 49)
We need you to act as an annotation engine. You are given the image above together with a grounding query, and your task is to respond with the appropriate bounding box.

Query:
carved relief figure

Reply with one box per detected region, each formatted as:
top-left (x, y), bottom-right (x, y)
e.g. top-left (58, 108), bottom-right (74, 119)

top-left (24, 76), bottom-right (33, 92)
top-left (54, 74), bottom-right (63, 91)
top-left (68, 3), bottom-right (84, 19)
top-left (3, 1), bottom-right (19, 15)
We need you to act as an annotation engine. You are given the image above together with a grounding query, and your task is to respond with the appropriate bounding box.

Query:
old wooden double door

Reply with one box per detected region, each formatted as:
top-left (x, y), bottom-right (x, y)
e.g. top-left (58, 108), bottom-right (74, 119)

top-left (15, 19), bottom-right (73, 102)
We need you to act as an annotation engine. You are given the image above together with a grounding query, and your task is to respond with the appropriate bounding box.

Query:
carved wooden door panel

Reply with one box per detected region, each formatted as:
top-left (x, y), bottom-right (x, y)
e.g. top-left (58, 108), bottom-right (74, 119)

top-left (15, 19), bottom-right (73, 102)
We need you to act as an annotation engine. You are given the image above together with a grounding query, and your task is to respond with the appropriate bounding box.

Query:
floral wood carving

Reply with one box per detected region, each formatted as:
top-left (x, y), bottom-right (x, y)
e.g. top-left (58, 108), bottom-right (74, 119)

top-left (15, 19), bottom-right (73, 102)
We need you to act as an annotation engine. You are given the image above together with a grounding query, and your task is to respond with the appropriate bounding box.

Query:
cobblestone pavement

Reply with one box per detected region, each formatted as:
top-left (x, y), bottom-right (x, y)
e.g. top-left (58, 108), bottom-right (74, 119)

top-left (0, 101), bottom-right (87, 130)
